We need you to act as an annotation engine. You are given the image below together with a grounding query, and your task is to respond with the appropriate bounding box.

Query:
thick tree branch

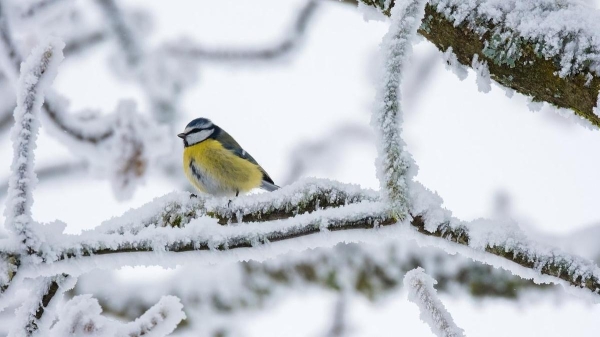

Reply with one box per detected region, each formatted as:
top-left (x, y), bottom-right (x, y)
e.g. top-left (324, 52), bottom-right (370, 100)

top-left (13, 181), bottom-right (597, 298)
top-left (352, 0), bottom-right (600, 127)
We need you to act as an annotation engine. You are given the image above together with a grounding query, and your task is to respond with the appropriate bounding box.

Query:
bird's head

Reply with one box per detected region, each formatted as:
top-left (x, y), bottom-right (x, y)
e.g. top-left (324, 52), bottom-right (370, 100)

top-left (178, 118), bottom-right (216, 147)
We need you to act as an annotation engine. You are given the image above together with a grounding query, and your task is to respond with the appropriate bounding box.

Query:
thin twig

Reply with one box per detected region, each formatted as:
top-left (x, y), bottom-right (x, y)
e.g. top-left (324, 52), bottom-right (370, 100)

top-left (167, 0), bottom-right (319, 61)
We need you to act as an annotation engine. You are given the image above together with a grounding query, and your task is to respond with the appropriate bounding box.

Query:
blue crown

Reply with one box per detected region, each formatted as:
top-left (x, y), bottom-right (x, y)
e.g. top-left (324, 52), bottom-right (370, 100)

top-left (185, 118), bottom-right (213, 131)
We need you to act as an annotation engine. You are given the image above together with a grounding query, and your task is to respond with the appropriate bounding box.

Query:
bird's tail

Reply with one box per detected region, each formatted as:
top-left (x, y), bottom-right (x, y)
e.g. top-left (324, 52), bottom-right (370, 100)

top-left (261, 180), bottom-right (280, 192)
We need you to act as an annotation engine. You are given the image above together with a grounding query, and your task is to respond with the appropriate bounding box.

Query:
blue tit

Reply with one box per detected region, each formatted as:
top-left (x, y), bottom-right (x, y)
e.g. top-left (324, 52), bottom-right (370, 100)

top-left (178, 118), bottom-right (279, 197)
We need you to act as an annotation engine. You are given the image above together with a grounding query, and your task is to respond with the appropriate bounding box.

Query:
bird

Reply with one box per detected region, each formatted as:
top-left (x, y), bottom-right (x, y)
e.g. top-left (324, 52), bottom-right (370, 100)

top-left (178, 117), bottom-right (279, 197)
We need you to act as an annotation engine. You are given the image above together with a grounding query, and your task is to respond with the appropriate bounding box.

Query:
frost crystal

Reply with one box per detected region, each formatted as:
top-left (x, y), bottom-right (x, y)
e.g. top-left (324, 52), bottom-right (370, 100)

top-left (404, 268), bottom-right (465, 337)
top-left (431, 0), bottom-right (600, 77)
top-left (49, 295), bottom-right (185, 337)
top-left (442, 47), bottom-right (467, 81)
top-left (372, 0), bottom-right (427, 219)
top-left (471, 54), bottom-right (491, 93)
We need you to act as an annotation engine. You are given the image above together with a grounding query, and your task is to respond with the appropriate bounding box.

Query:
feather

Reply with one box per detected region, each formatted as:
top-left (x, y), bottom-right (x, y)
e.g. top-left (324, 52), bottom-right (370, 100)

top-left (215, 127), bottom-right (278, 188)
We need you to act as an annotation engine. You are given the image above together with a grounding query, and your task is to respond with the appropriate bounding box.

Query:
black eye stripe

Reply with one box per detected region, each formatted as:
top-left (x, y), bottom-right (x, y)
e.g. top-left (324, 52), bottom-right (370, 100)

top-left (186, 128), bottom-right (211, 135)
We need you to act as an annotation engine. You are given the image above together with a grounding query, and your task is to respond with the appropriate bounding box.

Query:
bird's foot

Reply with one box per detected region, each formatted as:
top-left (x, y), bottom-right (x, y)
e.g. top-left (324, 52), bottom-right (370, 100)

top-left (227, 199), bottom-right (232, 207)
top-left (190, 193), bottom-right (197, 199)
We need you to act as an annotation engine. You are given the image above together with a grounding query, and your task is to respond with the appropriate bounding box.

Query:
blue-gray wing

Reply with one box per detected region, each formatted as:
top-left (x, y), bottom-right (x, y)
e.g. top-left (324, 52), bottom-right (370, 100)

top-left (215, 128), bottom-right (278, 188)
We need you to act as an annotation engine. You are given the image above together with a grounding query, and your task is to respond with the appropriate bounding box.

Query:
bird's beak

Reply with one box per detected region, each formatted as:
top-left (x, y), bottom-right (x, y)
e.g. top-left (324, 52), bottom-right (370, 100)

top-left (177, 133), bottom-right (186, 139)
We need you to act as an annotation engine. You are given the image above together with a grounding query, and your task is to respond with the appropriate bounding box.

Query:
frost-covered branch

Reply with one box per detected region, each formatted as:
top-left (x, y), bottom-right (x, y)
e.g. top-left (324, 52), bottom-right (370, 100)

top-left (48, 294), bottom-right (185, 337)
top-left (72, 241), bottom-right (542, 326)
top-left (8, 275), bottom-right (71, 337)
top-left (372, 0), bottom-right (424, 220)
top-left (167, 0), bottom-right (319, 62)
top-left (7, 180), bottom-right (596, 299)
top-left (404, 268), bottom-right (465, 337)
top-left (4, 38), bottom-right (64, 254)
top-left (354, 0), bottom-right (600, 127)
top-left (95, 0), bottom-right (142, 66)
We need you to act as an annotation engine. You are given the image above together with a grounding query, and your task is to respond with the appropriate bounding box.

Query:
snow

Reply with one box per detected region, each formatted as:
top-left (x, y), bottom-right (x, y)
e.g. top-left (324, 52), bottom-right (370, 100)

top-left (441, 47), bottom-right (467, 81)
top-left (119, 295), bottom-right (186, 337)
top-left (431, 0), bottom-right (600, 77)
top-left (471, 54), bottom-right (491, 93)
top-left (372, 0), bottom-right (426, 219)
top-left (4, 36), bottom-right (64, 253)
top-left (404, 267), bottom-right (465, 337)
top-left (48, 294), bottom-right (185, 337)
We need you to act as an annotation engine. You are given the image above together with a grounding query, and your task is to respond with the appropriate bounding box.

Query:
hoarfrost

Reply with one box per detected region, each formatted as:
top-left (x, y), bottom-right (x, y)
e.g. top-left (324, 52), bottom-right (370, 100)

top-left (4, 36), bottom-right (64, 253)
top-left (442, 47), bottom-right (467, 81)
top-left (49, 294), bottom-right (185, 337)
top-left (471, 54), bottom-right (491, 93)
top-left (404, 267), bottom-right (465, 337)
top-left (372, 0), bottom-right (426, 219)
top-left (431, 0), bottom-right (600, 77)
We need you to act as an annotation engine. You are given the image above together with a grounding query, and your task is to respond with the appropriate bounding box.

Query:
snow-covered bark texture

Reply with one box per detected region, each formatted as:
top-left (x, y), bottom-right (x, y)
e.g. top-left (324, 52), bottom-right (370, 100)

top-left (2, 178), bottom-right (595, 301)
top-left (48, 295), bottom-right (185, 337)
top-left (404, 268), bottom-right (465, 337)
top-left (430, 0), bottom-right (600, 78)
top-left (372, 0), bottom-right (426, 220)
top-left (4, 37), bottom-right (64, 254)
top-left (361, 0), bottom-right (600, 127)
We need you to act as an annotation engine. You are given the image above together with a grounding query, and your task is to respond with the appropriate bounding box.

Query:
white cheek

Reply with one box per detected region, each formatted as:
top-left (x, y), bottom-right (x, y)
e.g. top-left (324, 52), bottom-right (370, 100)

top-left (186, 129), bottom-right (214, 145)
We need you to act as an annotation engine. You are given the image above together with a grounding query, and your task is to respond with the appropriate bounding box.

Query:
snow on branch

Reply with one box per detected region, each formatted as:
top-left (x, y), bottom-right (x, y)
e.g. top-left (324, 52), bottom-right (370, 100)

top-left (404, 268), bottom-right (465, 337)
top-left (166, 0), bottom-right (319, 62)
top-left (48, 295), bottom-right (185, 337)
top-left (72, 241), bottom-right (544, 328)
top-left (355, 0), bottom-right (600, 127)
top-left (4, 37), bottom-right (64, 254)
top-left (1, 177), bottom-right (591, 301)
top-left (8, 274), bottom-right (73, 337)
top-left (372, 0), bottom-right (425, 219)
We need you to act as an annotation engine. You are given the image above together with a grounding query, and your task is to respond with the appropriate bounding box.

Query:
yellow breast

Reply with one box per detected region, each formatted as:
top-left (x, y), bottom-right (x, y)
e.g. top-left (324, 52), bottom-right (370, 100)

top-left (183, 139), bottom-right (264, 195)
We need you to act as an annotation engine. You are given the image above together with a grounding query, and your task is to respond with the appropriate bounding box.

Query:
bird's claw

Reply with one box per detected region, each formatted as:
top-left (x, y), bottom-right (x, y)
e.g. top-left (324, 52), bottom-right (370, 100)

top-left (190, 193), bottom-right (197, 199)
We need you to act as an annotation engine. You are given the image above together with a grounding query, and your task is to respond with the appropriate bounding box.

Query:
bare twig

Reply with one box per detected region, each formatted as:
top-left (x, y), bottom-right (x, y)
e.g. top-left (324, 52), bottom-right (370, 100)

top-left (167, 0), bottom-right (319, 62)
top-left (281, 124), bottom-right (373, 186)
top-left (0, 2), bottom-right (22, 83)
top-left (0, 160), bottom-right (87, 201)
top-left (95, 0), bottom-right (142, 66)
